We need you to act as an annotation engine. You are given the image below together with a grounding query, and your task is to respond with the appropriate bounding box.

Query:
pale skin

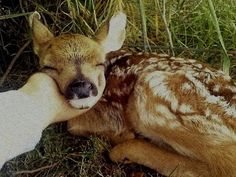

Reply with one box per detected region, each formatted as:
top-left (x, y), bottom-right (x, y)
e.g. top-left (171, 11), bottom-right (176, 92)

top-left (19, 72), bottom-right (88, 123)
top-left (0, 72), bottom-right (85, 169)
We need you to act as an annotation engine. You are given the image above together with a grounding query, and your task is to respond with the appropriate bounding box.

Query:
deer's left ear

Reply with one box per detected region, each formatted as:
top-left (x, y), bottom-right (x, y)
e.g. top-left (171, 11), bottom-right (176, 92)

top-left (95, 12), bottom-right (126, 54)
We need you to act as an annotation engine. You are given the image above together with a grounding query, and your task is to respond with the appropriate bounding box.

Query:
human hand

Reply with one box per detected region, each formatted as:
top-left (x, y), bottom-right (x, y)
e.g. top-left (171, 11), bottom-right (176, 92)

top-left (19, 72), bottom-right (88, 124)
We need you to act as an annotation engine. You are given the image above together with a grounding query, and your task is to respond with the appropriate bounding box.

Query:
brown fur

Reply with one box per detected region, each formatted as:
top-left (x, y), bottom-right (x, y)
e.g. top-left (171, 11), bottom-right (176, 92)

top-left (29, 11), bottom-right (126, 110)
top-left (29, 12), bottom-right (236, 177)
top-left (68, 51), bottom-right (236, 177)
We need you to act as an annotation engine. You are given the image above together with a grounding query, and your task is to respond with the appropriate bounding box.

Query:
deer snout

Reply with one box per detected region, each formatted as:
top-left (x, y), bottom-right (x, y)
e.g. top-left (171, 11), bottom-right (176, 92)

top-left (66, 79), bottom-right (98, 99)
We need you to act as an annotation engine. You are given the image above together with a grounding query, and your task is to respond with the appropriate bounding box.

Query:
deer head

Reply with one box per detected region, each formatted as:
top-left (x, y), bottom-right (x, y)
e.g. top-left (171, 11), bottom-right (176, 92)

top-left (29, 11), bottom-right (126, 110)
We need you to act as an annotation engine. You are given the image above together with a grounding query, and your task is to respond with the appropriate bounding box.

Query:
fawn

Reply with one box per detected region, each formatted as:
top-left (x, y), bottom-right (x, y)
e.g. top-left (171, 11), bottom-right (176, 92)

top-left (29, 11), bottom-right (126, 110)
top-left (30, 12), bottom-right (236, 177)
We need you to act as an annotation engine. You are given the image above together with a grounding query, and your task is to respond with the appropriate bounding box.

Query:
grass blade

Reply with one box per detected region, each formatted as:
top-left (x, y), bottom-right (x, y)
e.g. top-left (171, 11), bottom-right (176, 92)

top-left (138, 0), bottom-right (150, 52)
top-left (207, 0), bottom-right (230, 75)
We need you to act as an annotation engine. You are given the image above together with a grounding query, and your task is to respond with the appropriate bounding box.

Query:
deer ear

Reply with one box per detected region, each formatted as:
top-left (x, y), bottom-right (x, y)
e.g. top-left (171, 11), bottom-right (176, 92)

top-left (95, 12), bottom-right (126, 54)
top-left (29, 11), bottom-right (54, 55)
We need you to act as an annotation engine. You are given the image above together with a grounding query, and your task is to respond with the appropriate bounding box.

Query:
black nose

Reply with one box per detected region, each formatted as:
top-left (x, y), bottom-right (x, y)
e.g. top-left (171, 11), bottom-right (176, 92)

top-left (66, 80), bottom-right (98, 99)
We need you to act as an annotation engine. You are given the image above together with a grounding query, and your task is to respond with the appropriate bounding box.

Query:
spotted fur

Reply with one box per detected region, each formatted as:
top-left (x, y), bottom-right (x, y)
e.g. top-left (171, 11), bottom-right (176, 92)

top-left (68, 51), bottom-right (236, 177)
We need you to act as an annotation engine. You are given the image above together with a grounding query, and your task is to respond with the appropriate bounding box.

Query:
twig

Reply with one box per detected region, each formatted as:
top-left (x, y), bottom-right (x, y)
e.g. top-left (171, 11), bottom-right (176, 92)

top-left (15, 162), bottom-right (59, 175)
top-left (0, 12), bottom-right (32, 20)
top-left (0, 40), bottom-right (31, 86)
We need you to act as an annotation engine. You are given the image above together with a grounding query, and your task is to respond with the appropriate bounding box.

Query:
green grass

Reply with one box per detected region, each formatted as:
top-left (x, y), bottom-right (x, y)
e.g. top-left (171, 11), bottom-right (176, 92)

top-left (0, 0), bottom-right (236, 176)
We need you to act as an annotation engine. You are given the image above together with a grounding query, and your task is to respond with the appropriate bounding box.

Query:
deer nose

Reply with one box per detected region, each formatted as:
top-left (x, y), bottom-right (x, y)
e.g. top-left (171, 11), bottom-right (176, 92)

top-left (71, 80), bottom-right (92, 98)
top-left (66, 79), bottom-right (98, 99)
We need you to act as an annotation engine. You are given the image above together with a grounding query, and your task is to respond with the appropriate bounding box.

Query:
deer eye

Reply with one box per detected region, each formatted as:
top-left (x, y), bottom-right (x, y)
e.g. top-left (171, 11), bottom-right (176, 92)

top-left (96, 63), bottom-right (106, 69)
top-left (41, 65), bottom-right (57, 71)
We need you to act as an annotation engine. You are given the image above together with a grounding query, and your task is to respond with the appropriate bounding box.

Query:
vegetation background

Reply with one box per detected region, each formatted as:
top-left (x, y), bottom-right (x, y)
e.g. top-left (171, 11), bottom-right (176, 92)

top-left (0, 0), bottom-right (235, 176)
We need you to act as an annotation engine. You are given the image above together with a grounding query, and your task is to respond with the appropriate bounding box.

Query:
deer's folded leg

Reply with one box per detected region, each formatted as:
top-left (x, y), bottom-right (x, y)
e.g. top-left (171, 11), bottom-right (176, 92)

top-left (109, 139), bottom-right (209, 177)
top-left (67, 101), bottom-right (134, 143)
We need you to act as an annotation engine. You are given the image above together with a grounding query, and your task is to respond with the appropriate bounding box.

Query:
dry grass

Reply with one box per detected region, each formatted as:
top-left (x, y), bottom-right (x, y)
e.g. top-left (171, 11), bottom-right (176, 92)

top-left (0, 0), bottom-right (236, 176)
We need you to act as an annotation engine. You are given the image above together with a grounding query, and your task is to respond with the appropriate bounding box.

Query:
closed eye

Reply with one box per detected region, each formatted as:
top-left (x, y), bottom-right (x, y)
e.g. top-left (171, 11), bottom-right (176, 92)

top-left (41, 65), bottom-right (57, 71)
top-left (96, 63), bottom-right (106, 69)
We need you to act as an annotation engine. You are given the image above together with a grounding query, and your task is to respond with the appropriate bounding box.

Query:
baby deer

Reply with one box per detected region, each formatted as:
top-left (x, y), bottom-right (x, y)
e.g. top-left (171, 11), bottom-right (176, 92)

top-left (29, 11), bottom-right (236, 177)
top-left (68, 50), bottom-right (236, 177)
top-left (29, 11), bottom-right (126, 111)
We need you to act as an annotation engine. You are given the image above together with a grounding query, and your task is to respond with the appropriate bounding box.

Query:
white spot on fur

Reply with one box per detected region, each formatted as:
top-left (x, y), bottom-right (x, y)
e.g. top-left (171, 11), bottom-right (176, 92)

top-left (171, 65), bottom-right (179, 70)
top-left (211, 123), bottom-right (236, 140)
top-left (205, 108), bottom-right (211, 117)
top-left (145, 71), bottom-right (179, 111)
top-left (136, 91), bottom-right (165, 126)
top-left (185, 71), bottom-right (236, 118)
top-left (110, 58), bottom-right (118, 64)
top-left (134, 85), bottom-right (169, 127)
top-left (211, 114), bottom-right (220, 122)
top-left (168, 121), bottom-right (181, 129)
top-left (233, 95), bottom-right (236, 100)
top-left (195, 63), bottom-right (203, 68)
top-left (137, 52), bottom-right (143, 55)
top-left (111, 66), bottom-right (126, 77)
top-left (213, 85), bottom-right (220, 92)
top-left (227, 86), bottom-right (236, 93)
top-left (188, 59), bottom-right (196, 63)
top-left (182, 83), bottom-right (192, 91)
top-left (147, 57), bottom-right (158, 64)
top-left (155, 105), bottom-right (176, 120)
top-left (225, 105), bottom-right (236, 117)
top-left (143, 64), bottom-right (157, 71)
top-left (204, 68), bottom-right (213, 74)
top-left (179, 104), bottom-right (194, 113)
top-left (132, 65), bottom-right (142, 74)
top-left (157, 53), bottom-right (169, 57)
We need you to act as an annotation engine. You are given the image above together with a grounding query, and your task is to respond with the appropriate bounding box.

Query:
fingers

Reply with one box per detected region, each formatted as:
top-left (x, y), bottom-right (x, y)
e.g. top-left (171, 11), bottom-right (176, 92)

top-left (27, 72), bottom-right (58, 92)
top-left (20, 72), bottom-right (87, 123)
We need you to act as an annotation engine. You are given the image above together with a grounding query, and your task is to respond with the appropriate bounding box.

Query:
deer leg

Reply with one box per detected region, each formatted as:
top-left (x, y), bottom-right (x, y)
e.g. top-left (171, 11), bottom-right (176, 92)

top-left (68, 115), bottom-right (134, 144)
top-left (67, 105), bottom-right (134, 143)
top-left (68, 113), bottom-right (114, 136)
top-left (109, 139), bottom-right (209, 177)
